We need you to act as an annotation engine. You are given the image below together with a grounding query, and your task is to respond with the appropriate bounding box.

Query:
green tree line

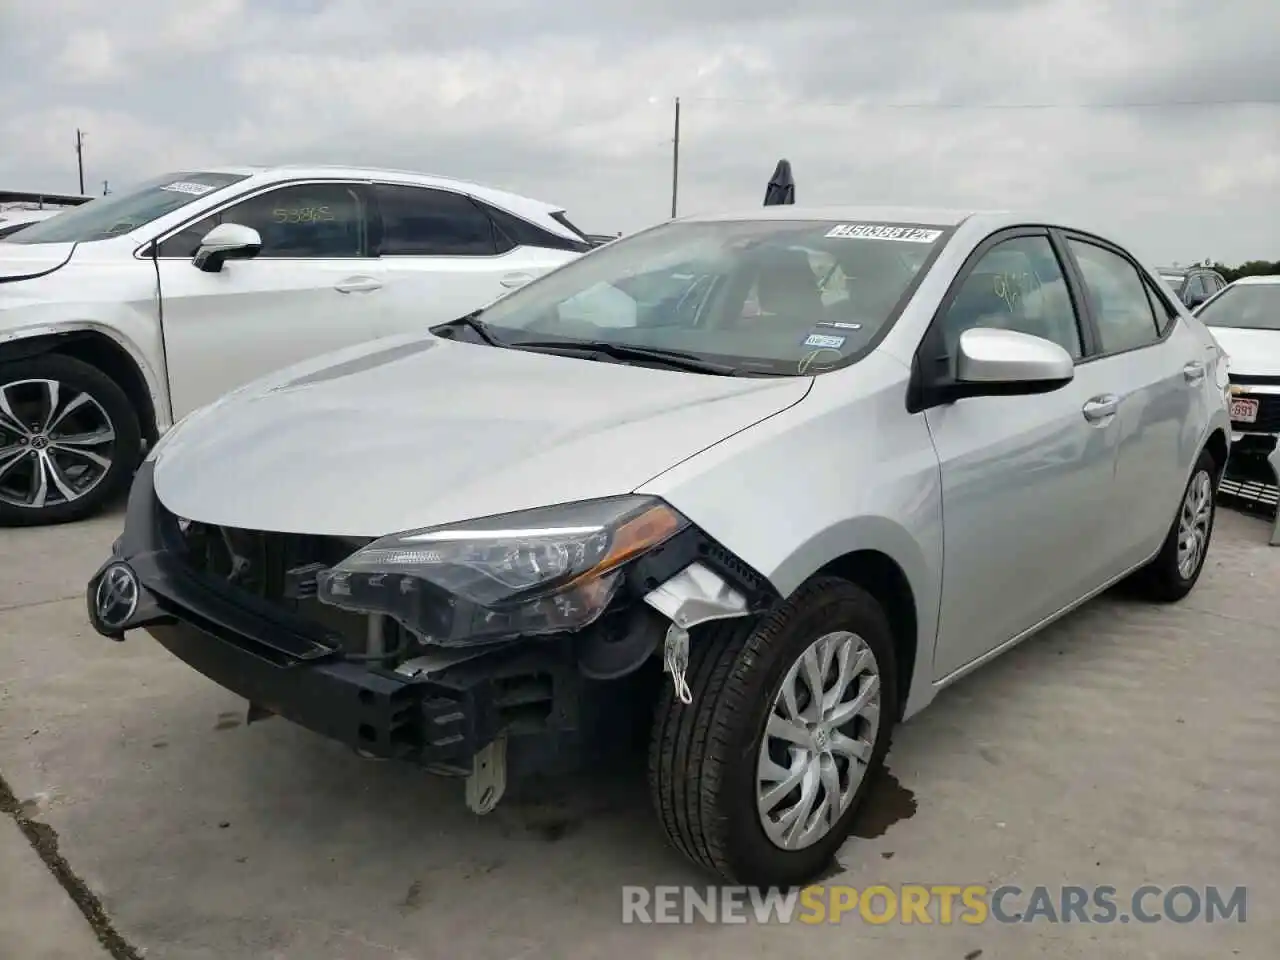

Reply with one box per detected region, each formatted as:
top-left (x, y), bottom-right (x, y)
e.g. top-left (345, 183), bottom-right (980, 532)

top-left (1208, 260), bottom-right (1280, 283)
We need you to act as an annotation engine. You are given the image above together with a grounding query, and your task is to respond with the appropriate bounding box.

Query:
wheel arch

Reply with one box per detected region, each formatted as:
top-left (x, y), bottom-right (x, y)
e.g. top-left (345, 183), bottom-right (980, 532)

top-left (815, 549), bottom-right (918, 721)
top-left (768, 516), bottom-right (940, 723)
top-left (0, 326), bottom-right (164, 444)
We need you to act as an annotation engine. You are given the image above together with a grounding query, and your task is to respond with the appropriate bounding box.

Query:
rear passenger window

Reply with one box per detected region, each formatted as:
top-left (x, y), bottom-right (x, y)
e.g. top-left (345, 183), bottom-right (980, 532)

top-left (1066, 240), bottom-right (1161, 354)
top-left (1145, 276), bottom-right (1178, 334)
top-left (373, 185), bottom-right (496, 256)
top-left (938, 235), bottom-right (1083, 359)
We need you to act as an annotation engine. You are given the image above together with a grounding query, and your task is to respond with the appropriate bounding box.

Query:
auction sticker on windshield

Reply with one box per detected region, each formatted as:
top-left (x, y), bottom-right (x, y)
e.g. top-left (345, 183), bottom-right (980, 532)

top-left (826, 223), bottom-right (942, 243)
top-left (804, 333), bottom-right (846, 349)
top-left (161, 181), bottom-right (216, 195)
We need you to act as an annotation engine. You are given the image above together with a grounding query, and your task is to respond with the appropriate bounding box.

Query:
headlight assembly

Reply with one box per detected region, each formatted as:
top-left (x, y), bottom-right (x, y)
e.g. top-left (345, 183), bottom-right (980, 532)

top-left (316, 496), bottom-right (689, 646)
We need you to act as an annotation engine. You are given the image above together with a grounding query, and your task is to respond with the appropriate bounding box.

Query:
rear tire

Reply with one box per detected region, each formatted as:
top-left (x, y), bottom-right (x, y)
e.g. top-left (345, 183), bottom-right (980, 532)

top-left (1131, 449), bottom-right (1217, 602)
top-left (0, 354), bottom-right (141, 527)
top-left (648, 576), bottom-right (898, 885)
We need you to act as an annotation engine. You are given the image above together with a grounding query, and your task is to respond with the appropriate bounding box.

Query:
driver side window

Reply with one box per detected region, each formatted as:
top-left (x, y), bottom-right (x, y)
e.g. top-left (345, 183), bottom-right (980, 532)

top-left (156, 183), bottom-right (369, 259)
top-left (939, 235), bottom-right (1084, 360)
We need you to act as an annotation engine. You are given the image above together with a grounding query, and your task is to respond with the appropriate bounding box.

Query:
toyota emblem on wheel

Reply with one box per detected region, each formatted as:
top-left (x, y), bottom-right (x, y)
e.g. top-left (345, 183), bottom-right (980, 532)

top-left (94, 563), bottom-right (139, 630)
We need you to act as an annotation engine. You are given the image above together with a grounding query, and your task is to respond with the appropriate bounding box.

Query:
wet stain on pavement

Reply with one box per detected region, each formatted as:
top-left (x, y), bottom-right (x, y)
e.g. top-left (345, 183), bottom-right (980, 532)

top-left (400, 879), bottom-right (424, 912)
top-left (964, 950), bottom-right (984, 959)
top-left (810, 856), bottom-right (845, 882)
top-left (850, 768), bottom-right (917, 839)
top-left (530, 815), bottom-right (580, 842)
top-left (151, 740), bottom-right (168, 749)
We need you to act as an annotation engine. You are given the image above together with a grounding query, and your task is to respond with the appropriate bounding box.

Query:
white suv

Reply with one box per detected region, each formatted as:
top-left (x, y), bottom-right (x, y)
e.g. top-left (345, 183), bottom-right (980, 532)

top-left (0, 166), bottom-right (589, 525)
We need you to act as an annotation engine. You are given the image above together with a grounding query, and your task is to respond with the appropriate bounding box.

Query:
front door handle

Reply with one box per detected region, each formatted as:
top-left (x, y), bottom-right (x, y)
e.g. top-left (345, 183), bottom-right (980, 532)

top-left (1082, 394), bottom-right (1119, 423)
top-left (1183, 361), bottom-right (1206, 384)
top-left (334, 276), bottom-right (382, 294)
top-left (499, 272), bottom-right (534, 289)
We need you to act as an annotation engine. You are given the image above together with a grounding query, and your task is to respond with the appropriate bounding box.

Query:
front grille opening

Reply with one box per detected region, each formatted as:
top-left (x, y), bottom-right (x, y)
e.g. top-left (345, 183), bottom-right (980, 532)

top-left (170, 519), bottom-right (409, 660)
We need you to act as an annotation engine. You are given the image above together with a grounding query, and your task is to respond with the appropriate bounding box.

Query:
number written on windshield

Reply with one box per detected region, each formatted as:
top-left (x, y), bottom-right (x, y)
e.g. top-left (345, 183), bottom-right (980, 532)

top-left (272, 206), bottom-right (336, 224)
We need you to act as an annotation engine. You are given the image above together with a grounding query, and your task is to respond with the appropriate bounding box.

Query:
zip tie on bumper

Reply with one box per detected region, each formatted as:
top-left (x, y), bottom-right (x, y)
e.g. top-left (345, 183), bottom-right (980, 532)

top-left (663, 624), bottom-right (693, 705)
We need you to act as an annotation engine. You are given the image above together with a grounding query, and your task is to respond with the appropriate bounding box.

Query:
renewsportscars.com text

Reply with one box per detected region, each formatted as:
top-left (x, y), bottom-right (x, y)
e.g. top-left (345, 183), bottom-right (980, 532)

top-left (621, 884), bottom-right (1247, 925)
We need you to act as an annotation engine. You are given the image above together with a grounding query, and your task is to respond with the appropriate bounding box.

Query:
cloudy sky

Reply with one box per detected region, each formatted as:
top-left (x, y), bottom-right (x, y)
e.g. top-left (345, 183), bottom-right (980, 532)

top-left (1, 0), bottom-right (1277, 264)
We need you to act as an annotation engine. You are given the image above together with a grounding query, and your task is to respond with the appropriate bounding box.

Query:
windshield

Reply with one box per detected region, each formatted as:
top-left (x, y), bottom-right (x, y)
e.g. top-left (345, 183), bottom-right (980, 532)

top-left (6, 172), bottom-right (250, 244)
top-left (1196, 283), bottom-right (1280, 331)
top-left (475, 218), bottom-right (951, 376)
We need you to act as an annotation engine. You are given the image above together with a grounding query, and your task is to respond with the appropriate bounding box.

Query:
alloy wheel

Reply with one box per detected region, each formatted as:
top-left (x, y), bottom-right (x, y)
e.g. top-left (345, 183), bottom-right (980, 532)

top-left (0, 378), bottom-right (117, 510)
top-left (1176, 469), bottom-right (1213, 580)
top-left (756, 630), bottom-right (882, 851)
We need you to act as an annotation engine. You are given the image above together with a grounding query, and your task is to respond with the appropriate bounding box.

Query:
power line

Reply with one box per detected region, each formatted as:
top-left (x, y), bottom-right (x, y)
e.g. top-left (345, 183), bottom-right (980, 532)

top-left (684, 94), bottom-right (1280, 110)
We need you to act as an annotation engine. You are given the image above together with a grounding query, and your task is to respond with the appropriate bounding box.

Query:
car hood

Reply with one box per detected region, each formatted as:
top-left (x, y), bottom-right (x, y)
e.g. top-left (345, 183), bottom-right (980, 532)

top-left (153, 334), bottom-right (812, 536)
top-left (1208, 326), bottom-right (1280, 377)
top-left (0, 242), bottom-right (76, 283)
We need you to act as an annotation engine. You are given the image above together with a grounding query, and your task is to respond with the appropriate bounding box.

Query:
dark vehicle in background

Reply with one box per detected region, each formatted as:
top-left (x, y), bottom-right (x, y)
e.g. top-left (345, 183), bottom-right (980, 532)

top-left (1159, 266), bottom-right (1228, 309)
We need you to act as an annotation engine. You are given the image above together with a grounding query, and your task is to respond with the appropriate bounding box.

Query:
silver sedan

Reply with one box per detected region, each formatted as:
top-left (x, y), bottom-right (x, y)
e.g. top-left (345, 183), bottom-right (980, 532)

top-left (88, 205), bottom-right (1233, 886)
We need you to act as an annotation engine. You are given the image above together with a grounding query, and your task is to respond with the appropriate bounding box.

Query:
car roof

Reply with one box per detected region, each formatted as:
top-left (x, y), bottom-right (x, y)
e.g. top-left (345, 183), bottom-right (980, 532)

top-left (1233, 274), bottom-right (1280, 286)
top-left (193, 164), bottom-right (569, 220)
top-left (675, 205), bottom-right (1118, 238)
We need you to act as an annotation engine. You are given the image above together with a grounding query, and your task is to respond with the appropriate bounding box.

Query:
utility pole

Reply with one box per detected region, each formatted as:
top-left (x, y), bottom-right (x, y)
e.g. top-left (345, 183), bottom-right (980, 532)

top-left (75, 129), bottom-right (85, 195)
top-left (670, 97), bottom-right (680, 219)
top-left (102, 180), bottom-right (110, 196)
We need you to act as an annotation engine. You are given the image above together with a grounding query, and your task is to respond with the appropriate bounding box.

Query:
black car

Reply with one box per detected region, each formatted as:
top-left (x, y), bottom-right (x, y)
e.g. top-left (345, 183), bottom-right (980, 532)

top-left (1157, 266), bottom-right (1228, 309)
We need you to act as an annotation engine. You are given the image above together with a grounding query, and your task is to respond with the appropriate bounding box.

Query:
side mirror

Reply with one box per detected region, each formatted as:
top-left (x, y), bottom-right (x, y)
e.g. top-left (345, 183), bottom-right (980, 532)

top-left (193, 223), bottom-right (262, 273)
top-left (949, 327), bottom-right (1074, 398)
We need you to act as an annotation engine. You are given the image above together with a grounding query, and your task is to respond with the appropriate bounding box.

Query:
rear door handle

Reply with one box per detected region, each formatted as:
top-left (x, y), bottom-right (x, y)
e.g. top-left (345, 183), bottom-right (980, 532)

top-left (1183, 361), bottom-right (1206, 384)
top-left (499, 272), bottom-right (534, 289)
top-left (334, 276), bottom-right (382, 294)
top-left (1082, 394), bottom-right (1119, 423)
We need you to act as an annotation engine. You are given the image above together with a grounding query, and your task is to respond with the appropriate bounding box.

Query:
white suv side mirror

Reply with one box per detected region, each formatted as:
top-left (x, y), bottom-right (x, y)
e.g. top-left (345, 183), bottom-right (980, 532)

top-left (193, 223), bottom-right (262, 273)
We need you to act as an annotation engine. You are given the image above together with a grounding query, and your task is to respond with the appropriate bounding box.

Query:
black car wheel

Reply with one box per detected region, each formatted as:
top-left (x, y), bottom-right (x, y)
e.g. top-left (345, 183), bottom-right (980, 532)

top-left (0, 355), bottom-right (142, 526)
top-left (648, 576), bottom-right (899, 885)
top-left (1132, 449), bottom-right (1218, 602)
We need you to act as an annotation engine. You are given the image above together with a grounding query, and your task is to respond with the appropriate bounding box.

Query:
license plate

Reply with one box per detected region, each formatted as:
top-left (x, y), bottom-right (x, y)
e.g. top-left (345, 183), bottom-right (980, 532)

top-left (1230, 397), bottom-right (1259, 423)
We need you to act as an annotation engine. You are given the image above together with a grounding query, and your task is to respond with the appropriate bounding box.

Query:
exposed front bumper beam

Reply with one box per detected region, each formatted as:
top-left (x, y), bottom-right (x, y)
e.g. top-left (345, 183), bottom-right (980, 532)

top-left (86, 551), bottom-right (503, 768)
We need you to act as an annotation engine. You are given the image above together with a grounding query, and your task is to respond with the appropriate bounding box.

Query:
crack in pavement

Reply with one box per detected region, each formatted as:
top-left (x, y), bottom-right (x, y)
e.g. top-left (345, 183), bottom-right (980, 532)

top-left (0, 593), bottom-right (83, 614)
top-left (0, 770), bottom-right (143, 960)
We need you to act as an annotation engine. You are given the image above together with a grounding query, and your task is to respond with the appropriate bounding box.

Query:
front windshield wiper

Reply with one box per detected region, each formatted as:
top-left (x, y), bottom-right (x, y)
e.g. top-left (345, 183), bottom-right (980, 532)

top-left (505, 339), bottom-right (739, 376)
top-left (430, 311), bottom-right (506, 347)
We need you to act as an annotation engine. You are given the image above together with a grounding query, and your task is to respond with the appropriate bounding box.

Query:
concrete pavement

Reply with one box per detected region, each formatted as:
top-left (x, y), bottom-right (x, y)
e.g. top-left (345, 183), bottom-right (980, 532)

top-left (1, 504), bottom-right (1278, 958)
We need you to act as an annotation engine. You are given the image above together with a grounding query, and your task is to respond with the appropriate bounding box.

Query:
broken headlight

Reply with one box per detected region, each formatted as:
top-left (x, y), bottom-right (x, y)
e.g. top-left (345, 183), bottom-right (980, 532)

top-left (315, 496), bottom-right (688, 646)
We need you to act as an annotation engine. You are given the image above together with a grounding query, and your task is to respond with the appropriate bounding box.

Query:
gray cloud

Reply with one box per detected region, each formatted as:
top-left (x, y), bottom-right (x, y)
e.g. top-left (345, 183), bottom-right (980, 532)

top-left (1, 0), bottom-right (1277, 264)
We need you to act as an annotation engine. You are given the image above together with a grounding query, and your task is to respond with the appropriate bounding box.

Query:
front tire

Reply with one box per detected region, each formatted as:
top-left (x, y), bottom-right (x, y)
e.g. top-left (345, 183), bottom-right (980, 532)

top-left (0, 355), bottom-right (142, 527)
top-left (648, 576), bottom-right (898, 885)
top-left (1131, 449), bottom-right (1218, 602)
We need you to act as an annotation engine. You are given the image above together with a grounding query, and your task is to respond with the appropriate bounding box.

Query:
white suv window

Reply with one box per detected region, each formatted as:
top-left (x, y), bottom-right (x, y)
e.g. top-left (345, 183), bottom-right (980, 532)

top-left (373, 184), bottom-right (497, 257)
top-left (158, 183), bottom-right (369, 259)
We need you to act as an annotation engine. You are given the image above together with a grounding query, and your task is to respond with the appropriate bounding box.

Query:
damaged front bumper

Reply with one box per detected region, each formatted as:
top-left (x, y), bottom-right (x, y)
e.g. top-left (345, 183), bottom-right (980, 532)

top-left (87, 463), bottom-right (776, 803)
